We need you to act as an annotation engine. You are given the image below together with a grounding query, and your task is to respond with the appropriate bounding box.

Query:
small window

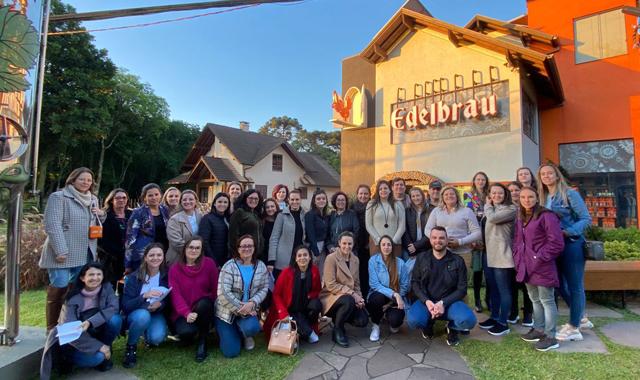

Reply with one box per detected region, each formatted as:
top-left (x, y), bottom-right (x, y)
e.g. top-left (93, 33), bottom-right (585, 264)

top-left (298, 187), bottom-right (308, 200)
top-left (255, 185), bottom-right (267, 199)
top-left (575, 9), bottom-right (627, 64)
top-left (199, 187), bottom-right (209, 204)
top-left (272, 154), bottom-right (283, 172)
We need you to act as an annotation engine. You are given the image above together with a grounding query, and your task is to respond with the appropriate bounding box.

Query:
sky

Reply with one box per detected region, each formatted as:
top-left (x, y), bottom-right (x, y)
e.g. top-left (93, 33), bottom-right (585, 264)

top-left (62, 0), bottom-right (527, 132)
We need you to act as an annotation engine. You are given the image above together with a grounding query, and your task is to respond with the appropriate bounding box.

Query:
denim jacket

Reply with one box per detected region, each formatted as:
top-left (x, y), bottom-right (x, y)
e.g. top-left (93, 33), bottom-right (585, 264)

top-left (367, 253), bottom-right (410, 304)
top-left (546, 189), bottom-right (591, 239)
top-left (125, 205), bottom-right (170, 269)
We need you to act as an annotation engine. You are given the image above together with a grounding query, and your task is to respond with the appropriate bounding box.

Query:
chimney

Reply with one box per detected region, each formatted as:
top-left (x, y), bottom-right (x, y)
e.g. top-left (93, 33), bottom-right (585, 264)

top-left (239, 121), bottom-right (250, 131)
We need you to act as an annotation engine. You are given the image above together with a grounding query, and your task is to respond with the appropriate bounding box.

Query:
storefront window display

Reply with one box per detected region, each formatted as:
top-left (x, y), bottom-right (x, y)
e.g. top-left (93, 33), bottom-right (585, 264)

top-left (559, 139), bottom-right (637, 228)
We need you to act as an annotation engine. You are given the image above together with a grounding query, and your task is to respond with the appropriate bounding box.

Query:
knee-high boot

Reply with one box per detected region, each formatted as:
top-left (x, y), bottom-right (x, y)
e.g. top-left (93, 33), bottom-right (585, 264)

top-left (46, 286), bottom-right (68, 332)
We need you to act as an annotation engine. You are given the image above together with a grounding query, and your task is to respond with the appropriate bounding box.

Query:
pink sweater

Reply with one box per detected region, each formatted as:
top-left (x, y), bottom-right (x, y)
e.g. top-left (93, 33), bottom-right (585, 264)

top-left (169, 256), bottom-right (219, 321)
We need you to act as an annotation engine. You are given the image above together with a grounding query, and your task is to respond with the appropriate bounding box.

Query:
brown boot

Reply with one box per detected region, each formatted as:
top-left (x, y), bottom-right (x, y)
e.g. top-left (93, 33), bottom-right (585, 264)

top-left (46, 286), bottom-right (67, 332)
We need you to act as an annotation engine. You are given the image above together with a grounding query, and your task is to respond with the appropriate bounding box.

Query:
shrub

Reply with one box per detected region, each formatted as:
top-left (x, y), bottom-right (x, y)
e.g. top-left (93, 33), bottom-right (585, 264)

top-left (602, 227), bottom-right (640, 245)
top-left (0, 215), bottom-right (49, 291)
top-left (603, 240), bottom-right (640, 261)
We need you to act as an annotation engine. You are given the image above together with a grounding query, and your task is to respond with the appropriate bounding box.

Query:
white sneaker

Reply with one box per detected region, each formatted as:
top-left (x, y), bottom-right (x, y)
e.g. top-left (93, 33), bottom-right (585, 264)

top-left (555, 325), bottom-right (583, 341)
top-left (369, 324), bottom-right (380, 342)
top-left (244, 337), bottom-right (255, 350)
top-left (308, 331), bottom-right (319, 344)
top-left (580, 318), bottom-right (594, 329)
top-left (389, 326), bottom-right (400, 334)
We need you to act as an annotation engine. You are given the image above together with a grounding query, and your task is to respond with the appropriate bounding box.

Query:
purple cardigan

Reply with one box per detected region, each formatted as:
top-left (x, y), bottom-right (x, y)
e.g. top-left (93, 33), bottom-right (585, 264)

top-left (512, 208), bottom-right (565, 288)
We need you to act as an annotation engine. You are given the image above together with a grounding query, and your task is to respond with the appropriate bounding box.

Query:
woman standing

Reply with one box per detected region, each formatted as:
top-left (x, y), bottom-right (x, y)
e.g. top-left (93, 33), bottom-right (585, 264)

top-left (516, 167), bottom-right (538, 189)
top-left (199, 192), bottom-right (231, 268)
top-left (320, 232), bottom-right (369, 347)
top-left (265, 245), bottom-right (322, 344)
top-left (478, 183), bottom-right (517, 336)
top-left (402, 187), bottom-right (432, 273)
top-left (227, 182), bottom-right (244, 214)
top-left (507, 181), bottom-right (533, 326)
top-left (215, 235), bottom-right (269, 358)
top-left (98, 188), bottom-right (131, 290)
top-left (228, 189), bottom-right (264, 261)
top-left (166, 190), bottom-right (203, 265)
top-left (368, 236), bottom-right (410, 342)
top-left (261, 198), bottom-right (280, 264)
top-left (268, 190), bottom-right (305, 279)
top-left (121, 243), bottom-right (170, 368)
top-left (327, 191), bottom-right (360, 253)
top-left (464, 171), bottom-right (490, 312)
top-left (305, 189), bottom-right (330, 273)
top-left (40, 167), bottom-right (105, 332)
top-left (125, 183), bottom-right (170, 274)
top-left (365, 180), bottom-right (405, 259)
top-left (161, 187), bottom-right (181, 216)
top-left (537, 163), bottom-right (592, 341)
top-left (272, 184), bottom-right (289, 211)
top-left (514, 187), bottom-right (565, 352)
top-left (169, 237), bottom-right (218, 362)
top-left (351, 184), bottom-right (371, 297)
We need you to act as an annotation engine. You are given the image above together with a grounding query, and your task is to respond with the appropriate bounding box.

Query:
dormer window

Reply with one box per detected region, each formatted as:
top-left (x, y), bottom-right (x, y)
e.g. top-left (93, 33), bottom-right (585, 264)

top-left (272, 154), bottom-right (283, 172)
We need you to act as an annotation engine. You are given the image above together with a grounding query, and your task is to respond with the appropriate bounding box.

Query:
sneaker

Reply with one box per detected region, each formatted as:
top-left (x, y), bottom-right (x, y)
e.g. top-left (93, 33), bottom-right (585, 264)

top-left (580, 317), bottom-right (594, 329)
top-left (369, 324), bottom-right (380, 342)
top-left (308, 331), bottom-right (319, 344)
top-left (478, 318), bottom-right (496, 329)
top-left (521, 328), bottom-right (545, 342)
top-left (446, 327), bottom-right (459, 346)
top-left (535, 336), bottom-right (559, 351)
top-left (522, 315), bottom-right (534, 327)
top-left (421, 324), bottom-right (434, 340)
top-left (167, 334), bottom-right (181, 342)
top-left (488, 323), bottom-right (510, 336)
top-left (244, 337), bottom-right (255, 350)
top-left (507, 315), bottom-right (520, 324)
top-left (389, 326), bottom-right (400, 334)
top-left (556, 325), bottom-right (583, 341)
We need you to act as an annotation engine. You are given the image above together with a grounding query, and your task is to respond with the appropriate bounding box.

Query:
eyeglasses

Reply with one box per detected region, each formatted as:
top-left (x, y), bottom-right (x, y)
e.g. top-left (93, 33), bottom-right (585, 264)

top-left (239, 245), bottom-right (254, 249)
top-left (187, 246), bottom-right (201, 250)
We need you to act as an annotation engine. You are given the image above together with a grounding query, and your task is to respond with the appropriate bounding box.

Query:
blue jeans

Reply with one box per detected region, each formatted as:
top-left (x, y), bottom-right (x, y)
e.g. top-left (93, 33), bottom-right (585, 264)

top-left (406, 300), bottom-right (476, 331)
top-left (214, 316), bottom-right (261, 358)
top-left (48, 266), bottom-right (83, 288)
top-left (557, 238), bottom-right (586, 327)
top-left (72, 314), bottom-right (122, 367)
top-left (526, 284), bottom-right (557, 337)
top-left (484, 265), bottom-right (514, 326)
top-left (126, 309), bottom-right (168, 346)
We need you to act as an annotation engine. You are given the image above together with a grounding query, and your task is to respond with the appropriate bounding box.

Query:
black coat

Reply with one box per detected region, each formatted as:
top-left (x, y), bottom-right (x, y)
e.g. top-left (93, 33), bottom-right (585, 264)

top-left (411, 250), bottom-right (467, 307)
top-left (402, 205), bottom-right (433, 256)
top-left (199, 212), bottom-right (229, 267)
top-left (326, 209), bottom-right (360, 251)
top-left (305, 210), bottom-right (330, 256)
top-left (121, 270), bottom-right (170, 315)
top-left (98, 209), bottom-right (132, 283)
top-left (350, 201), bottom-right (370, 253)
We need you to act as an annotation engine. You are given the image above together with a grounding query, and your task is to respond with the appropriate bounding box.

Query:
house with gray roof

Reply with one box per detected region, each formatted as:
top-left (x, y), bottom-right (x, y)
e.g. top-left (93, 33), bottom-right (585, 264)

top-left (169, 122), bottom-right (340, 207)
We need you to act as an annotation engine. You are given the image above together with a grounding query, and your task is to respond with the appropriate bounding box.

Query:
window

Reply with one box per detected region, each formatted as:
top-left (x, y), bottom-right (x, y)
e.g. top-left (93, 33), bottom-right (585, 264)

top-left (272, 154), bottom-right (283, 172)
top-left (298, 187), bottom-right (308, 200)
top-left (575, 9), bottom-right (627, 64)
top-left (255, 185), bottom-right (267, 199)
top-left (199, 187), bottom-right (209, 204)
top-left (522, 91), bottom-right (539, 144)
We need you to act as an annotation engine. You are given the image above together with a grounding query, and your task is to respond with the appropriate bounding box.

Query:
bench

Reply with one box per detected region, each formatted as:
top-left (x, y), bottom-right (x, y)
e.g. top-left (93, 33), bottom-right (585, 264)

top-left (584, 261), bottom-right (640, 307)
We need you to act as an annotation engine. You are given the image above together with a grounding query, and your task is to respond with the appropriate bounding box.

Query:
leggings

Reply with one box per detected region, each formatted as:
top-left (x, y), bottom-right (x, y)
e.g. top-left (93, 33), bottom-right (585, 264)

top-left (366, 291), bottom-right (405, 328)
top-left (174, 297), bottom-right (214, 342)
top-left (325, 295), bottom-right (369, 330)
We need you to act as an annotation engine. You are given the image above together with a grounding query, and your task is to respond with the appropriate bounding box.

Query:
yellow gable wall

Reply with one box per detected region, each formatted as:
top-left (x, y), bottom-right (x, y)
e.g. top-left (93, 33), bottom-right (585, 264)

top-left (373, 27), bottom-right (526, 183)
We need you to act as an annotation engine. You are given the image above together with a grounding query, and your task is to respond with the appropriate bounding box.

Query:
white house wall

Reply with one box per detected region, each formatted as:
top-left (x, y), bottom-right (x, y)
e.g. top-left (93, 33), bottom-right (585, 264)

top-left (245, 146), bottom-right (308, 205)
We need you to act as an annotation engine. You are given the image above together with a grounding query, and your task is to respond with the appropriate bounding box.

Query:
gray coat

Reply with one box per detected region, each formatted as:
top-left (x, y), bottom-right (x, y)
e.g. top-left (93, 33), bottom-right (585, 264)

top-left (166, 210), bottom-right (202, 265)
top-left (39, 187), bottom-right (101, 269)
top-left (484, 203), bottom-right (517, 268)
top-left (268, 207), bottom-right (306, 270)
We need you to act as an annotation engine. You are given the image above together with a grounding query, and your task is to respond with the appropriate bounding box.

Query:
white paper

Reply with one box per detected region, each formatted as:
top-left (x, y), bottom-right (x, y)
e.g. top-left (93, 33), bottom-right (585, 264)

top-left (147, 286), bottom-right (171, 304)
top-left (56, 320), bottom-right (83, 345)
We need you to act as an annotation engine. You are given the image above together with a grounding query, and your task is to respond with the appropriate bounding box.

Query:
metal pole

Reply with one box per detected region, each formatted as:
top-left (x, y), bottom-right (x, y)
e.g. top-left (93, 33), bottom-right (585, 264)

top-left (30, 0), bottom-right (51, 197)
top-left (2, 182), bottom-right (25, 345)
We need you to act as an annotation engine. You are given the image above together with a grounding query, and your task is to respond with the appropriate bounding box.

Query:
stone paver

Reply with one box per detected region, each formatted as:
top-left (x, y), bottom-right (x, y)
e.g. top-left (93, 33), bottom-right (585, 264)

top-left (316, 351), bottom-right (349, 371)
top-left (558, 302), bottom-right (622, 318)
top-left (68, 368), bottom-right (138, 380)
top-left (408, 366), bottom-right (474, 380)
top-left (555, 329), bottom-right (608, 353)
top-left (600, 321), bottom-right (640, 348)
top-left (339, 356), bottom-right (368, 379)
top-left (367, 344), bottom-right (415, 377)
top-left (408, 353), bottom-right (424, 363)
top-left (423, 340), bottom-right (472, 375)
top-left (371, 367), bottom-right (413, 380)
top-left (286, 353), bottom-right (334, 380)
top-left (626, 302), bottom-right (640, 317)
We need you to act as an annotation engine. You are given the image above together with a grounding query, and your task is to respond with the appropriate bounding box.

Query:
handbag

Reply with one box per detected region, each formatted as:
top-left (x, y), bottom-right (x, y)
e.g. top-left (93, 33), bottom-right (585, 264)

top-left (583, 240), bottom-right (604, 261)
top-left (268, 317), bottom-right (298, 356)
top-left (89, 213), bottom-right (103, 239)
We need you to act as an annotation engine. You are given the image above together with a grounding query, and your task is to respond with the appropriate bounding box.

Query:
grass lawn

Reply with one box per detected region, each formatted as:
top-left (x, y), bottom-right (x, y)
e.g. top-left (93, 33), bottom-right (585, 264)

top-left (2, 289), bottom-right (640, 379)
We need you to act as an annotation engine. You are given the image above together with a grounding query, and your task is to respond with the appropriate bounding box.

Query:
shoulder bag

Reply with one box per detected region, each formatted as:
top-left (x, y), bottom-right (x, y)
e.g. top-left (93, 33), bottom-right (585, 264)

top-left (268, 317), bottom-right (298, 356)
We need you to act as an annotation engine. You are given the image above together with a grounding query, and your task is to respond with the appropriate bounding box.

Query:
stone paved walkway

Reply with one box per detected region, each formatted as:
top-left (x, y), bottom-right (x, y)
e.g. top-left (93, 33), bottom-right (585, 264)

top-left (286, 322), bottom-right (473, 380)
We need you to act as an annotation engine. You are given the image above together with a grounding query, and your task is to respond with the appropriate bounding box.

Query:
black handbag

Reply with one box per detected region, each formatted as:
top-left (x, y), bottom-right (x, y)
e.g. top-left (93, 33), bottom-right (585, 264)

top-left (78, 307), bottom-right (102, 336)
top-left (583, 240), bottom-right (604, 261)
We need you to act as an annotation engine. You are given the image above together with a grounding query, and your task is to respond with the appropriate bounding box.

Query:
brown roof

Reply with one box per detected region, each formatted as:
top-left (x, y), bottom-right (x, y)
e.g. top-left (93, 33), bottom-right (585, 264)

top-left (297, 152), bottom-right (340, 188)
top-left (358, 5), bottom-right (564, 104)
top-left (464, 15), bottom-right (558, 49)
top-left (166, 172), bottom-right (190, 185)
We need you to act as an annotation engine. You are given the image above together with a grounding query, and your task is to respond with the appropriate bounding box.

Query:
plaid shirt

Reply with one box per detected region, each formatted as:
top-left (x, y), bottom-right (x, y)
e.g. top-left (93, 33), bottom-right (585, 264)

top-left (215, 259), bottom-right (269, 324)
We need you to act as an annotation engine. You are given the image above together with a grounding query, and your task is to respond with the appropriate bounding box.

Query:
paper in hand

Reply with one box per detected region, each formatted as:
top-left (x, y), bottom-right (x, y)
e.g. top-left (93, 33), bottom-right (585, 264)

top-left (147, 286), bottom-right (171, 304)
top-left (56, 320), bottom-right (83, 345)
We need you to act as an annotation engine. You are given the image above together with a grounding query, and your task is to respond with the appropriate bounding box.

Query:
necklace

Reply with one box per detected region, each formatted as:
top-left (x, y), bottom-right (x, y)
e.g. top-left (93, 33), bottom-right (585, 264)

top-left (380, 202), bottom-right (390, 228)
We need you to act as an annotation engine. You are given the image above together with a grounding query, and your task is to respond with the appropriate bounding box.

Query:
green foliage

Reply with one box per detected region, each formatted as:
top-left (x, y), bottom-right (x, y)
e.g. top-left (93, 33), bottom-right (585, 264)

top-left (602, 227), bottom-right (640, 245)
top-left (604, 241), bottom-right (640, 261)
top-left (258, 116), bottom-right (303, 141)
top-left (0, 6), bottom-right (39, 91)
top-left (586, 227), bottom-right (640, 261)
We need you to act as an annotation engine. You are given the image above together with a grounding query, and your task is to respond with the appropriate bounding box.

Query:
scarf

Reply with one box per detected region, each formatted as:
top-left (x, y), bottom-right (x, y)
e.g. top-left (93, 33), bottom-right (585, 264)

top-left (80, 285), bottom-right (102, 311)
top-left (67, 185), bottom-right (93, 207)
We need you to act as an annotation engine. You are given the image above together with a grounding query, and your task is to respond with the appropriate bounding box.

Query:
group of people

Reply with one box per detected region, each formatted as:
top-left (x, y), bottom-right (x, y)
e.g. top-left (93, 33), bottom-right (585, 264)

top-left (38, 161), bottom-right (592, 377)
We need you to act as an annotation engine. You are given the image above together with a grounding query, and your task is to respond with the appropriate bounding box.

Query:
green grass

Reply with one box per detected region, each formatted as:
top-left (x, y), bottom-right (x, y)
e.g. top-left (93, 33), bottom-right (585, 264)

top-left (2, 289), bottom-right (640, 380)
top-left (0, 289), bottom-right (300, 380)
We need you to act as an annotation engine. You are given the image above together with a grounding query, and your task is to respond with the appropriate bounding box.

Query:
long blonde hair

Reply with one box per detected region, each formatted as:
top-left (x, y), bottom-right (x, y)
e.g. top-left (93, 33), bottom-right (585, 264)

top-left (536, 163), bottom-right (570, 206)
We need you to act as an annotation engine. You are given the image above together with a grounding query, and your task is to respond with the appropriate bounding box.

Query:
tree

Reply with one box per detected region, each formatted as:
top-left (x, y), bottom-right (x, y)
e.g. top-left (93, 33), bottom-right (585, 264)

top-left (258, 116), bottom-right (302, 142)
top-left (293, 129), bottom-right (341, 173)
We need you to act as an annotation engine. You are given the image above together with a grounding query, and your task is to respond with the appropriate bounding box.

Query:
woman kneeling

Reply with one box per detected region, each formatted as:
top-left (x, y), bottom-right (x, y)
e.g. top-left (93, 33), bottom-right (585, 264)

top-left (121, 243), bottom-right (170, 367)
top-left (265, 245), bottom-right (322, 344)
top-left (216, 234), bottom-right (270, 358)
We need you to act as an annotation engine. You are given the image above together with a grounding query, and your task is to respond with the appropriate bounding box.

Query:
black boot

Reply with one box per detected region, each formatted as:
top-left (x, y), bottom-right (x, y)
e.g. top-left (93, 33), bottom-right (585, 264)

top-left (195, 337), bottom-right (208, 362)
top-left (96, 358), bottom-right (113, 372)
top-left (123, 344), bottom-right (137, 368)
top-left (332, 327), bottom-right (349, 347)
